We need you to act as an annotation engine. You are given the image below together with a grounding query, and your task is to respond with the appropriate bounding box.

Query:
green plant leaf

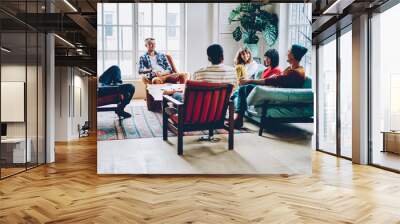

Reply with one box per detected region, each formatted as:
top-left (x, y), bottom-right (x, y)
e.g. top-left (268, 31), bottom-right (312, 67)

top-left (228, 8), bottom-right (241, 24)
top-left (243, 31), bottom-right (259, 44)
top-left (263, 23), bottom-right (278, 47)
top-left (228, 3), bottom-right (279, 46)
top-left (232, 26), bottom-right (242, 42)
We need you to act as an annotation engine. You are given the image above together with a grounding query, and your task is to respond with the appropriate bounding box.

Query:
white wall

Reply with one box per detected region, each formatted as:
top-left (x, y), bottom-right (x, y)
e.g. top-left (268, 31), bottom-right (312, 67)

top-left (186, 3), bottom-right (214, 74)
top-left (55, 66), bottom-right (89, 141)
top-left (185, 3), bottom-right (282, 74)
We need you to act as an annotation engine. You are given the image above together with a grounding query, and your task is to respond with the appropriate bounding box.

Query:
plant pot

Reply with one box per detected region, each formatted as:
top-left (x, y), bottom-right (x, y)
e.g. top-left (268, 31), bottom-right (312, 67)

top-left (244, 43), bottom-right (259, 58)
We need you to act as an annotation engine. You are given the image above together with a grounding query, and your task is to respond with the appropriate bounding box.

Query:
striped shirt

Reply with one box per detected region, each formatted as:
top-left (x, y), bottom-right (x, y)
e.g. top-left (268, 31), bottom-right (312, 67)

top-left (193, 64), bottom-right (237, 86)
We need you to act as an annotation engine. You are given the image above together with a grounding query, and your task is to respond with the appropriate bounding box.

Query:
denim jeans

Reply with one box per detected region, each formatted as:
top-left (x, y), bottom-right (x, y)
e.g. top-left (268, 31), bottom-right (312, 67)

top-left (99, 65), bottom-right (135, 112)
top-left (172, 92), bottom-right (184, 102)
top-left (99, 65), bottom-right (123, 85)
top-left (232, 84), bottom-right (257, 116)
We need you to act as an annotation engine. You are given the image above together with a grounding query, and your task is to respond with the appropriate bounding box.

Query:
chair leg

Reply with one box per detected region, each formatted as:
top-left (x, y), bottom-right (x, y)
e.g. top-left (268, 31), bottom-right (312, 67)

top-left (177, 105), bottom-right (184, 155)
top-left (178, 130), bottom-right (183, 155)
top-left (259, 105), bottom-right (267, 136)
top-left (228, 101), bottom-right (234, 150)
top-left (258, 119), bottom-right (264, 136)
top-left (163, 117), bottom-right (168, 141)
top-left (209, 129), bottom-right (214, 138)
top-left (162, 98), bottom-right (168, 141)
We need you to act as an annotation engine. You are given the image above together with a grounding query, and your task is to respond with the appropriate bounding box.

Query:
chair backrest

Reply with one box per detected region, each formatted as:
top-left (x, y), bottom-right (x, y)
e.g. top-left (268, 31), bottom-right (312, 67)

top-left (166, 54), bottom-right (178, 73)
top-left (182, 80), bottom-right (233, 126)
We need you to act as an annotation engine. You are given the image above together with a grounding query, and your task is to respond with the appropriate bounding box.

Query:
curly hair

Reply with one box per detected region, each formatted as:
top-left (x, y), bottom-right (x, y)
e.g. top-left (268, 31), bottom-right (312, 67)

top-left (234, 48), bottom-right (253, 65)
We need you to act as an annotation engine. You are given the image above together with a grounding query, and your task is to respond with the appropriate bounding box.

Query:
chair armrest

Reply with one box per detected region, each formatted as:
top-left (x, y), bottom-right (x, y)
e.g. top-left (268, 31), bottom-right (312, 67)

top-left (163, 95), bottom-right (184, 106)
top-left (247, 86), bottom-right (313, 106)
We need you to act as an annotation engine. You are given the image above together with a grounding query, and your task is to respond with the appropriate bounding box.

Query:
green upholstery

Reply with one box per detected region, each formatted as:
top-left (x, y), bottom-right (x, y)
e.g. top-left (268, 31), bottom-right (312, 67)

top-left (302, 76), bottom-right (312, 88)
top-left (246, 85), bottom-right (313, 105)
top-left (245, 76), bottom-right (314, 120)
top-left (254, 68), bottom-right (264, 80)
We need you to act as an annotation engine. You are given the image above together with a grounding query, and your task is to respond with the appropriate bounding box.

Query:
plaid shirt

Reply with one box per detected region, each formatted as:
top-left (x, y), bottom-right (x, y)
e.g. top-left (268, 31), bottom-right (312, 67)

top-left (138, 51), bottom-right (172, 80)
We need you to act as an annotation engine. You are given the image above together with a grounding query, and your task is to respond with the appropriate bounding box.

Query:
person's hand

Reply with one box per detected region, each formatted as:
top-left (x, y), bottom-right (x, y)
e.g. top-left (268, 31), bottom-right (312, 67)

top-left (163, 89), bottom-right (176, 95)
top-left (239, 79), bottom-right (248, 86)
top-left (155, 71), bottom-right (162, 77)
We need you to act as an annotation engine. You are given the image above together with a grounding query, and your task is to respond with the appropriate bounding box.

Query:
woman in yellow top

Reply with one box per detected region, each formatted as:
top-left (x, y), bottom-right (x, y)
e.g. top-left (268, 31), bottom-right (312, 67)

top-left (234, 48), bottom-right (259, 85)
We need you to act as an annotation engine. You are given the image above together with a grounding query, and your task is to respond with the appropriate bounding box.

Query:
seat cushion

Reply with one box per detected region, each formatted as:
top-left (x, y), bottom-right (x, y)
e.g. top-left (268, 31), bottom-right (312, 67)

top-left (97, 94), bottom-right (123, 107)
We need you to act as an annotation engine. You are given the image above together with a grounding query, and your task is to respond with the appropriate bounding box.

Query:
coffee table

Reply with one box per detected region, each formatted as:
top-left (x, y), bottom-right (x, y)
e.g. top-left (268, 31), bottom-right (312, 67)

top-left (146, 84), bottom-right (185, 112)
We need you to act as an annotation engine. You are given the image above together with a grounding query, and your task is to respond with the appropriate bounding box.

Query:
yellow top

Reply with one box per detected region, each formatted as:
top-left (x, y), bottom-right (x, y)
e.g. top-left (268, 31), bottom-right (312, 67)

top-left (235, 65), bottom-right (248, 88)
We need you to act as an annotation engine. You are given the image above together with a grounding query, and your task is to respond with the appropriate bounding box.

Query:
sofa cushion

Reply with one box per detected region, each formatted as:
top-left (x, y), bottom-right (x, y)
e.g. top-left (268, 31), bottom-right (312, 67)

top-left (247, 104), bottom-right (314, 118)
top-left (302, 76), bottom-right (312, 88)
top-left (246, 85), bottom-right (313, 106)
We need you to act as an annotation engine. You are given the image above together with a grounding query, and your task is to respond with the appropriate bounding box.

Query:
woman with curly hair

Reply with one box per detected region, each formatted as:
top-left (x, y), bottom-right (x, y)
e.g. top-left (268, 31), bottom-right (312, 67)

top-left (234, 47), bottom-right (259, 85)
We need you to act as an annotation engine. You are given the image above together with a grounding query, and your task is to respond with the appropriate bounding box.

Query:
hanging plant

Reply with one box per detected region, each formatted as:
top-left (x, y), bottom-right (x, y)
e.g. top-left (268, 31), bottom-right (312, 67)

top-left (229, 3), bottom-right (279, 47)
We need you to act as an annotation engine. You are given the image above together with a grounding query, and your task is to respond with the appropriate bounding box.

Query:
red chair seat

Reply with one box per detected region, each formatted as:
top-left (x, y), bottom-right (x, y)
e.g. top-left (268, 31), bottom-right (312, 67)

top-left (162, 80), bottom-right (234, 155)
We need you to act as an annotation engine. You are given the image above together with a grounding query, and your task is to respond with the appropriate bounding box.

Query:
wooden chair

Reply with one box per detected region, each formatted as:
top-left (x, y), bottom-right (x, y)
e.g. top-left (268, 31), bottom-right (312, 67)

top-left (97, 85), bottom-right (124, 119)
top-left (162, 80), bottom-right (234, 155)
top-left (142, 54), bottom-right (184, 111)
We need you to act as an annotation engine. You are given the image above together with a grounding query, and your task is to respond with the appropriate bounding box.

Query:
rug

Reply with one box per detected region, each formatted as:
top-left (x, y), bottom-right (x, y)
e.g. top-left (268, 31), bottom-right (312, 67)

top-left (97, 105), bottom-right (251, 141)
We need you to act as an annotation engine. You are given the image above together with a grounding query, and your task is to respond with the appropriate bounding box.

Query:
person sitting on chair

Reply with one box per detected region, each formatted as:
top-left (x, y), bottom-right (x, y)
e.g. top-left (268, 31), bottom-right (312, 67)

top-left (170, 44), bottom-right (237, 102)
top-left (139, 37), bottom-right (188, 84)
top-left (98, 65), bottom-right (135, 119)
top-left (232, 44), bottom-right (308, 128)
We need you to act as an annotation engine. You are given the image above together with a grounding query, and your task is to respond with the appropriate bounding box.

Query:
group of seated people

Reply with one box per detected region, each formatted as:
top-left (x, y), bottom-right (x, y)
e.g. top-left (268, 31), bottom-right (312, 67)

top-left (99, 37), bottom-right (308, 128)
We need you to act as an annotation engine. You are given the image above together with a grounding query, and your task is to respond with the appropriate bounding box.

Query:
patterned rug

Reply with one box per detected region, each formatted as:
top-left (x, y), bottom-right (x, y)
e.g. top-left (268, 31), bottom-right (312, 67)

top-left (97, 105), bottom-right (251, 141)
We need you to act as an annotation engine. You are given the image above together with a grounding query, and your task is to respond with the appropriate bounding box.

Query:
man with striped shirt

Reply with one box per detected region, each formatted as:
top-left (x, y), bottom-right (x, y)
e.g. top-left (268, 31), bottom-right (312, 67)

top-left (192, 44), bottom-right (237, 86)
top-left (170, 44), bottom-right (237, 102)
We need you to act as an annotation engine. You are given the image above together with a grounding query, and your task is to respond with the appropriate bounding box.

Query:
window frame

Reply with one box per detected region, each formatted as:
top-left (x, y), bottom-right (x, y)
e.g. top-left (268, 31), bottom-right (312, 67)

top-left (287, 3), bottom-right (312, 75)
top-left (98, 3), bottom-right (186, 81)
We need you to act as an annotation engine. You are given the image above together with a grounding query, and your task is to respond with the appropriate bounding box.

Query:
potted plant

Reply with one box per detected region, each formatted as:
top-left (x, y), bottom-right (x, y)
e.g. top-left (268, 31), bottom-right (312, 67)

top-left (229, 3), bottom-right (279, 57)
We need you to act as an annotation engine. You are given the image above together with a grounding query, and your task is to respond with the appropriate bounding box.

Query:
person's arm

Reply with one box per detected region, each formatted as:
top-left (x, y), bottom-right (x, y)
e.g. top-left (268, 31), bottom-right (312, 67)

top-left (192, 71), bottom-right (198, 81)
top-left (161, 54), bottom-right (173, 74)
top-left (138, 56), bottom-right (151, 74)
top-left (239, 79), bottom-right (265, 86)
top-left (264, 68), bottom-right (305, 88)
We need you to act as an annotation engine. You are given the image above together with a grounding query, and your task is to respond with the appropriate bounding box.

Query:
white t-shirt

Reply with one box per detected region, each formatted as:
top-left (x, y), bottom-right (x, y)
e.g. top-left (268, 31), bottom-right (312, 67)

top-left (245, 61), bottom-right (259, 79)
top-left (150, 55), bottom-right (165, 72)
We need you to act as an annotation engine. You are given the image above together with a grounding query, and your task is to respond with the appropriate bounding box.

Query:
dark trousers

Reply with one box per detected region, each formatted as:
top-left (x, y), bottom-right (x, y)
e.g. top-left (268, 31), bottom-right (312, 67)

top-left (99, 65), bottom-right (123, 85)
top-left (232, 84), bottom-right (257, 116)
top-left (117, 84), bottom-right (135, 111)
top-left (99, 66), bottom-right (135, 113)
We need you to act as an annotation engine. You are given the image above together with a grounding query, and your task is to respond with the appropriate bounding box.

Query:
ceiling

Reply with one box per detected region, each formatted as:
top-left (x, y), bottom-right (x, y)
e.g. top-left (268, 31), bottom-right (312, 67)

top-left (0, 0), bottom-right (98, 74)
top-left (311, 0), bottom-right (391, 43)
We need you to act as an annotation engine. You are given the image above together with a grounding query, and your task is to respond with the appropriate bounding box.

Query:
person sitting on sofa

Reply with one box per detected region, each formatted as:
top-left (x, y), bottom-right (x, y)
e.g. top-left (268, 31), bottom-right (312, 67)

top-left (170, 44), bottom-right (237, 102)
top-left (232, 44), bottom-right (308, 128)
top-left (98, 65), bottom-right (135, 119)
top-left (139, 37), bottom-right (188, 84)
top-left (230, 49), bottom-right (281, 128)
top-left (234, 47), bottom-right (259, 82)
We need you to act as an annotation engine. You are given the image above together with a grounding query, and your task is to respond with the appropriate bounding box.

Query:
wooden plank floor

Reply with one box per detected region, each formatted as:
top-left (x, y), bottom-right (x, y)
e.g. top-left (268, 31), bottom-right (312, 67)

top-left (1, 135), bottom-right (400, 223)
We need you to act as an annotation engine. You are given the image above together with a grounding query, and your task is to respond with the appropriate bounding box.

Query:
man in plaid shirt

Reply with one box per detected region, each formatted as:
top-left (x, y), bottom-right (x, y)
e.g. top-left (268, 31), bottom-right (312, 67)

top-left (139, 38), bottom-right (188, 84)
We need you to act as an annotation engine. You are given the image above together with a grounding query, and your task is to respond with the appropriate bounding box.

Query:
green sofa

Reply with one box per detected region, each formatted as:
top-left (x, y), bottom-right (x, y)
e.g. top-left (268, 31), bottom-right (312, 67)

top-left (245, 70), bottom-right (314, 136)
